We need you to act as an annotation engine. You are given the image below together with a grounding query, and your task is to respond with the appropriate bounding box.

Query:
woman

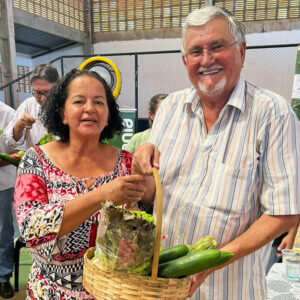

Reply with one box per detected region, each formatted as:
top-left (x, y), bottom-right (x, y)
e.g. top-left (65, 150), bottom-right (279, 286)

top-left (14, 69), bottom-right (148, 299)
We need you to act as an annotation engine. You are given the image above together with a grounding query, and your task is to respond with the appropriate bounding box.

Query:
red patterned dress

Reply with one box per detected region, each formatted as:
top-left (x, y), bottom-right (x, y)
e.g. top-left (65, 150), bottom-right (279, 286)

top-left (14, 146), bottom-right (133, 299)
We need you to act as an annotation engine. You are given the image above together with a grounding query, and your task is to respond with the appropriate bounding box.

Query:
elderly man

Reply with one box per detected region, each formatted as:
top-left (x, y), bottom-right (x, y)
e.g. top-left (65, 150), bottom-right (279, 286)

top-left (4, 63), bottom-right (59, 148)
top-left (133, 6), bottom-right (300, 300)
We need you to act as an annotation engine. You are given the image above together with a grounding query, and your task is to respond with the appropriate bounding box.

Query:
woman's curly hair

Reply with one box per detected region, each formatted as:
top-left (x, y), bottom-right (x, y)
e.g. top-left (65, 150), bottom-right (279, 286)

top-left (40, 68), bottom-right (124, 142)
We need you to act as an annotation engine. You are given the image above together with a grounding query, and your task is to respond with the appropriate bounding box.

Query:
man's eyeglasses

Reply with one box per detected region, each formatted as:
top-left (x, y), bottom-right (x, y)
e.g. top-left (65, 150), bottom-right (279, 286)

top-left (32, 90), bottom-right (50, 98)
top-left (185, 41), bottom-right (238, 63)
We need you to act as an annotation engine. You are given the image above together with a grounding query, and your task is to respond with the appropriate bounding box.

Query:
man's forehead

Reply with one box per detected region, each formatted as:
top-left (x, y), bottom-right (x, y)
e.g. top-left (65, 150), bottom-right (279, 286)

top-left (186, 20), bottom-right (232, 43)
top-left (32, 79), bottom-right (53, 90)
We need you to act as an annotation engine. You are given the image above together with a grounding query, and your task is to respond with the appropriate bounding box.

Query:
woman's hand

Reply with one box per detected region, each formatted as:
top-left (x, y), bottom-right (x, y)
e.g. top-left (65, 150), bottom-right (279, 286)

top-left (98, 175), bottom-right (146, 206)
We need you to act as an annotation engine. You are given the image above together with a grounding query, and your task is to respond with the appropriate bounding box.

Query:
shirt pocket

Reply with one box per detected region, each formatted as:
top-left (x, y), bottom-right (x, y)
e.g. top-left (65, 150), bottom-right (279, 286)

top-left (205, 163), bottom-right (258, 216)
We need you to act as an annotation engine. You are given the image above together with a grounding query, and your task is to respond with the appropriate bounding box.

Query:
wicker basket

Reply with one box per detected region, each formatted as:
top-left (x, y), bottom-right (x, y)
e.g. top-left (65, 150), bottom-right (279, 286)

top-left (83, 168), bottom-right (192, 299)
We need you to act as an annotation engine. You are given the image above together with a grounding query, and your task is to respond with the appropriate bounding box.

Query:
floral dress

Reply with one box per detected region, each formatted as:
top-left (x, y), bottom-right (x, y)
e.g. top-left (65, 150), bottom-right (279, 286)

top-left (14, 146), bottom-right (133, 300)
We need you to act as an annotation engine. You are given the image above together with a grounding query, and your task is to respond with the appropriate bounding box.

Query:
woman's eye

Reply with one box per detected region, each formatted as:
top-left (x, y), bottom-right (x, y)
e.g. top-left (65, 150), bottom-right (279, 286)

top-left (74, 100), bottom-right (83, 104)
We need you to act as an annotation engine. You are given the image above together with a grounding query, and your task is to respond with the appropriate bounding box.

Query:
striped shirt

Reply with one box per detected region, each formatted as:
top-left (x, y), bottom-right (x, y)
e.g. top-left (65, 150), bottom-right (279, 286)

top-left (149, 78), bottom-right (300, 300)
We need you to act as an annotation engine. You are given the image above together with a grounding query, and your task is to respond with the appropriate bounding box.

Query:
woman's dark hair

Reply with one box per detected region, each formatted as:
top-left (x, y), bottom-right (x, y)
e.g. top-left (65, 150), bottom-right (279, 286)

top-left (148, 93), bottom-right (168, 128)
top-left (40, 68), bottom-right (124, 142)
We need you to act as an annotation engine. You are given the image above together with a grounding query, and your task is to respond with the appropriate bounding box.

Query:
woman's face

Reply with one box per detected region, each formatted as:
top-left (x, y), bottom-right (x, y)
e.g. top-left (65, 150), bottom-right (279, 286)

top-left (149, 100), bottom-right (162, 122)
top-left (61, 75), bottom-right (109, 140)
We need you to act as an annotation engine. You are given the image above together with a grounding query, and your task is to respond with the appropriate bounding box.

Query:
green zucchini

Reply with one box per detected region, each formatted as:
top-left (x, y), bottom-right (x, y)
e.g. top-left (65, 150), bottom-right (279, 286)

top-left (211, 251), bottom-right (234, 268)
top-left (158, 249), bottom-right (221, 278)
top-left (0, 153), bottom-right (19, 167)
top-left (159, 244), bottom-right (189, 264)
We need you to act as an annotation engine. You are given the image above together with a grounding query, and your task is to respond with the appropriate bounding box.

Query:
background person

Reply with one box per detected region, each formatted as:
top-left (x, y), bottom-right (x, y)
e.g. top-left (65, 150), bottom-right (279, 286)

top-left (14, 69), bottom-right (148, 299)
top-left (0, 102), bottom-right (16, 299)
top-left (132, 6), bottom-right (300, 300)
top-left (266, 219), bottom-right (300, 273)
top-left (4, 63), bottom-right (59, 148)
top-left (125, 93), bottom-right (167, 154)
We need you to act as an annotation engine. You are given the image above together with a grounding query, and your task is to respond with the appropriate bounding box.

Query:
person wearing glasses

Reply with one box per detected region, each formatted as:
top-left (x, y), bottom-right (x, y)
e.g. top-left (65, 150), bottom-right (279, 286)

top-left (132, 6), bottom-right (300, 300)
top-left (4, 63), bottom-right (59, 148)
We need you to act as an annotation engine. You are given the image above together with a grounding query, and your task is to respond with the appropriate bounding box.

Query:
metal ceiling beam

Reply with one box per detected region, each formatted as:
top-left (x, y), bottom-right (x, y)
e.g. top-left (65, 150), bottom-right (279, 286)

top-left (15, 39), bottom-right (50, 50)
top-left (13, 8), bottom-right (84, 43)
top-left (32, 41), bottom-right (78, 58)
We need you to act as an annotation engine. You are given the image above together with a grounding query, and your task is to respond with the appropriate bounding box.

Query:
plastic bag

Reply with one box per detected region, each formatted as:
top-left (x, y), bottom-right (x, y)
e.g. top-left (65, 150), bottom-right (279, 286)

top-left (93, 202), bottom-right (156, 275)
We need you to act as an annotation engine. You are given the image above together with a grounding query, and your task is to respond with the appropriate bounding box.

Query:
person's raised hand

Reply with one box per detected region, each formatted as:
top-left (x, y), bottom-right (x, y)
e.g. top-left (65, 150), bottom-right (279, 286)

top-left (98, 175), bottom-right (146, 205)
top-left (132, 143), bottom-right (160, 175)
top-left (17, 114), bottom-right (36, 130)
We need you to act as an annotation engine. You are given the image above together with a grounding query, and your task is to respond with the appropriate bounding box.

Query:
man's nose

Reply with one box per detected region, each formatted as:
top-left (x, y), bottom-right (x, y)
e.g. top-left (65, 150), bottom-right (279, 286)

top-left (201, 49), bottom-right (214, 66)
top-left (40, 94), bottom-right (47, 101)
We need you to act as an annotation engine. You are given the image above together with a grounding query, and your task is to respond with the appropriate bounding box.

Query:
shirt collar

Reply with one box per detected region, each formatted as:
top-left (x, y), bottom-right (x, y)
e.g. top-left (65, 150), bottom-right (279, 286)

top-left (185, 77), bottom-right (246, 113)
top-left (226, 77), bottom-right (246, 113)
top-left (184, 88), bottom-right (200, 112)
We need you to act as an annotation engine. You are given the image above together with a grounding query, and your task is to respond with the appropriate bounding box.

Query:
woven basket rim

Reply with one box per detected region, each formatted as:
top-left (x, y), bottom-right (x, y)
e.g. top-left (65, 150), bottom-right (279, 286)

top-left (83, 248), bottom-right (191, 299)
top-left (84, 247), bottom-right (191, 283)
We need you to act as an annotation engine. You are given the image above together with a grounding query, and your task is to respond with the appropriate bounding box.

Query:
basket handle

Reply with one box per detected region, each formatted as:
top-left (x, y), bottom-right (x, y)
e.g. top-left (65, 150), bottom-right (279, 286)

top-left (25, 128), bottom-right (30, 149)
top-left (151, 167), bottom-right (163, 280)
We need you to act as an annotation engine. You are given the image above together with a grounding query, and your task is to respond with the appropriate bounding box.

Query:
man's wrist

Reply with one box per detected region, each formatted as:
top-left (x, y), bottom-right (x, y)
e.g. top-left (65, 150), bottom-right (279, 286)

top-left (13, 122), bottom-right (24, 141)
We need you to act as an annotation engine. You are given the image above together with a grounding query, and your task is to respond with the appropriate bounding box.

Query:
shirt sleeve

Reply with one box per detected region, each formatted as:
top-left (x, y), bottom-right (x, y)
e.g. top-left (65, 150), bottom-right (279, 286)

top-left (125, 134), bottom-right (140, 154)
top-left (3, 101), bottom-right (27, 148)
top-left (260, 112), bottom-right (300, 215)
top-left (121, 149), bottom-right (133, 174)
top-left (0, 106), bottom-right (16, 153)
top-left (14, 148), bottom-right (65, 262)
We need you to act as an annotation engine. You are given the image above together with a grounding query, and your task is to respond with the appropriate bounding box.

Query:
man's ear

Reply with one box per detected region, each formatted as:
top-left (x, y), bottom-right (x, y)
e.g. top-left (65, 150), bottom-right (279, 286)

top-left (240, 42), bottom-right (246, 68)
top-left (182, 55), bottom-right (187, 66)
top-left (148, 111), bottom-right (154, 121)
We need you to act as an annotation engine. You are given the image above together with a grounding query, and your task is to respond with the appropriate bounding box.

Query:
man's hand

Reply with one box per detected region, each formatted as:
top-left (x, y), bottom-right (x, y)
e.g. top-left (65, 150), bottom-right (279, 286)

top-left (0, 159), bottom-right (9, 167)
top-left (13, 114), bottom-right (35, 141)
top-left (188, 269), bottom-right (212, 297)
top-left (132, 143), bottom-right (160, 175)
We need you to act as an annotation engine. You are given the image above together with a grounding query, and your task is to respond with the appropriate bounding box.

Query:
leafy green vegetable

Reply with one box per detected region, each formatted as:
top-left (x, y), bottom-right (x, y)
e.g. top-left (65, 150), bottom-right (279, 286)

top-left (130, 210), bottom-right (155, 224)
top-left (37, 133), bottom-right (55, 145)
top-left (95, 202), bottom-right (156, 275)
top-left (0, 130), bottom-right (3, 135)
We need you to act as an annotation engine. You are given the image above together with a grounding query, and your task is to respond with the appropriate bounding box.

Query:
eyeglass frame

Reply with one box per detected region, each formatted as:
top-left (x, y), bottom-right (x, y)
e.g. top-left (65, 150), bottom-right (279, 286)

top-left (184, 41), bottom-right (239, 62)
top-left (32, 90), bottom-right (50, 98)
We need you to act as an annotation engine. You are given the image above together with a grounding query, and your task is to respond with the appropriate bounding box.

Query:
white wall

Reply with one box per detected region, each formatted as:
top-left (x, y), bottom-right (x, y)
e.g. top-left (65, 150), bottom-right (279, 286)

top-left (2, 29), bottom-right (299, 112)
top-left (93, 29), bottom-right (300, 118)
top-left (32, 44), bottom-right (84, 76)
top-left (94, 29), bottom-right (300, 54)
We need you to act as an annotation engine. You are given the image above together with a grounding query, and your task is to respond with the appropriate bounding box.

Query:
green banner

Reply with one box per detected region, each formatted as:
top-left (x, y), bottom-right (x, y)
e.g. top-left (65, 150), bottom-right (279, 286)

top-left (105, 108), bottom-right (136, 149)
top-left (291, 45), bottom-right (300, 120)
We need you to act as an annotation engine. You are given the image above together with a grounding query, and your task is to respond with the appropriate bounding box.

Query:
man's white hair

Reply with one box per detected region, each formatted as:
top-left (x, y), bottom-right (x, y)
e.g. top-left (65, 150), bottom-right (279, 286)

top-left (181, 6), bottom-right (246, 56)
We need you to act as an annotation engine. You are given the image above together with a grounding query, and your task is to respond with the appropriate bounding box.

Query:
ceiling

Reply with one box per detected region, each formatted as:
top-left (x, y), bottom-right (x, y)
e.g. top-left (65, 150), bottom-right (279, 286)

top-left (14, 23), bottom-right (78, 58)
